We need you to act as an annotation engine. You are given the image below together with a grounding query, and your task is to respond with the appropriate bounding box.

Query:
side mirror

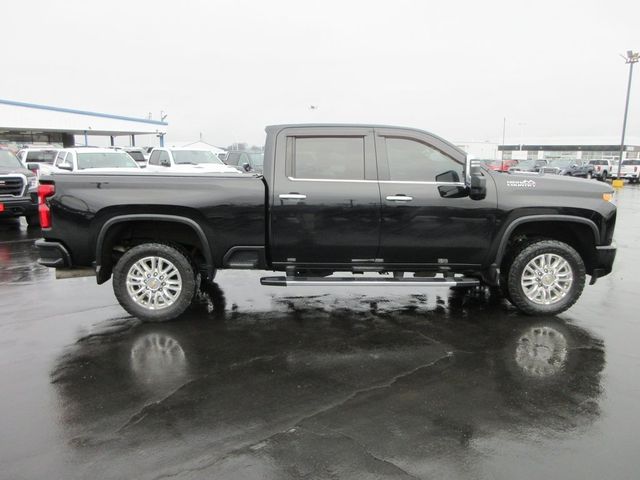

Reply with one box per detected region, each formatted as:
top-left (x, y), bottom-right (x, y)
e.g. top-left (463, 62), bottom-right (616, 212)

top-left (160, 159), bottom-right (171, 167)
top-left (58, 163), bottom-right (73, 171)
top-left (468, 162), bottom-right (487, 200)
top-left (242, 162), bottom-right (252, 172)
top-left (435, 170), bottom-right (460, 183)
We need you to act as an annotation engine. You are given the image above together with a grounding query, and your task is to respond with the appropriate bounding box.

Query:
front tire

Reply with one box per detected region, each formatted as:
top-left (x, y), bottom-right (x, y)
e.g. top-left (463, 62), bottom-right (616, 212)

top-left (113, 243), bottom-right (197, 322)
top-left (506, 240), bottom-right (586, 315)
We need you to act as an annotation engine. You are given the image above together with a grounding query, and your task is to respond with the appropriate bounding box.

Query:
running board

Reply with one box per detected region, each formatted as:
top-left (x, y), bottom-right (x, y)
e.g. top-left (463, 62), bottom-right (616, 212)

top-left (260, 276), bottom-right (480, 287)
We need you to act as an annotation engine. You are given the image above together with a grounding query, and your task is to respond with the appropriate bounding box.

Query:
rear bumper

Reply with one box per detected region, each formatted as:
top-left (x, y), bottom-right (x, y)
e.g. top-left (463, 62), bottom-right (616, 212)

top-left (590, 244), bottom-right (617, 284)
top-left (0, 196), bottom-right (38, 218)
top-left (35, 239), bottom-right (72, 268)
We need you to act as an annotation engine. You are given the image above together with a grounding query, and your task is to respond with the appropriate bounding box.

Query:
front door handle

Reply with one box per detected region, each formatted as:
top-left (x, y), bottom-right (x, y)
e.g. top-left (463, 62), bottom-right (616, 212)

top-left (386, 195), bottom-right (413, 202)
top-left (279, 193), bottom-right (307, 200)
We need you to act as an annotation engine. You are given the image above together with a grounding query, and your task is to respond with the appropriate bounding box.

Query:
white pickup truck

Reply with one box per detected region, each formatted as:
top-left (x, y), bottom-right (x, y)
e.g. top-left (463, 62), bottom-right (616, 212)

top-left (619, 159), bottom-right (640, 183)
top-left (146, 147), bottom-right (240, 174)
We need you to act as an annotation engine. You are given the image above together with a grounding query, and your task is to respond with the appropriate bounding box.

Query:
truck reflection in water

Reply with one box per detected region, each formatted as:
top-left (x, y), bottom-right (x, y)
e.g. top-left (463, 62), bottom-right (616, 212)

top-left (129, 333), bottom-right (188, 391)
top-left (514, 326), bottom-right (567, 378)
top-left (50, 283), bottom-right (604, 477)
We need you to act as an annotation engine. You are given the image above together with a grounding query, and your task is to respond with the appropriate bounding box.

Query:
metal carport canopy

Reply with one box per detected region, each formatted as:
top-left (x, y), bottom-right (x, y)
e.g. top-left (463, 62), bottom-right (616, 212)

top-left (0, 98), bottom-right (167, 136)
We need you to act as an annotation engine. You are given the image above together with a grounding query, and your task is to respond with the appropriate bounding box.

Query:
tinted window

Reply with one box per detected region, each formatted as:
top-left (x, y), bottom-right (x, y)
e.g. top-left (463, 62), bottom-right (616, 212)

top-left (226, 152), bottom-right (241, 165)
top-left (622, 160), bottom-right (640, 165)
top-left (293, 137), bottom-right (365, 180)
top-left (385, 137), bottom-right (463, 182)
top-left (76, 152), bottom-right (138, 169)
top-left (54, 151), bottom-right (66, 166)
top-left (589, 160), bottom-right (609, 165)
top-left (248, 153), bottom-right (264, 167)
top-left (148, 150), bottom-right (161, 165)
top-left (126, 151), bottom-right (145, 162)
top-left (171, 150), bottom-right (223, 165)
top-left (26, 150), bottom-right (58, 164)
top-left (158, 151), bottom-right (170, 165)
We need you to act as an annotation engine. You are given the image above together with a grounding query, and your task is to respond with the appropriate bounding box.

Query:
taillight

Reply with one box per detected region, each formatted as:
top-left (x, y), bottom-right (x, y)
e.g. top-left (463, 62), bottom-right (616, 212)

top-left (635, 166), bottom-right (638, 172)
top-left (596, 166), bottom-right (601, 171)
top-left (38, 183), bottom-right (55, 229)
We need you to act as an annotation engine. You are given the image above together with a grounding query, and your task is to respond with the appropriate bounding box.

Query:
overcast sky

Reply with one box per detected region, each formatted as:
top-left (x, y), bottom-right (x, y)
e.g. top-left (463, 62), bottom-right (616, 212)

top-left (2, 0), bottom-right (639, 146)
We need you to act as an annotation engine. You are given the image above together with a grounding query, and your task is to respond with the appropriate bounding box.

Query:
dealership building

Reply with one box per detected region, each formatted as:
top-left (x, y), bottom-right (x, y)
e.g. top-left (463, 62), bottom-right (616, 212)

top-left (0, 98), bottom-right (167, 148)
top-left (499, 138), bottom-right (640, 162)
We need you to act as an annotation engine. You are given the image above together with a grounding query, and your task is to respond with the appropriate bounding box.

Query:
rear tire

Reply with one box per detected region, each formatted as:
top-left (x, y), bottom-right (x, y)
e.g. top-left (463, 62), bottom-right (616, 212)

top-left (113, 243), bottom-right (197, 322)
top-left (506, 240), bottom-right (586, 316)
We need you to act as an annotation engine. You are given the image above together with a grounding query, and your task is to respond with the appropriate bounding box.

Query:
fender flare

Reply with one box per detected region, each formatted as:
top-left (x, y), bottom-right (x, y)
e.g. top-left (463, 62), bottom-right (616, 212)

top-left (494, 214), bottom-right (600, 265)
top-left (95, 214), bottom-right (214, 280)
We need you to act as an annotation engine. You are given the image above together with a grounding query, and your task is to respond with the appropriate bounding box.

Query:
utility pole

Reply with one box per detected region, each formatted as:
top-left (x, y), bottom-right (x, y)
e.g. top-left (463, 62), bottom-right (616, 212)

top-left (501, 117), bottom-right (506, 168)
top-left (616, 51), bottom-right (639, 183)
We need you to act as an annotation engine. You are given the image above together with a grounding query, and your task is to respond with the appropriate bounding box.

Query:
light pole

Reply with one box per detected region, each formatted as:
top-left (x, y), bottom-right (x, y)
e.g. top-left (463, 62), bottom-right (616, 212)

top-left (616, 50), bottom-right (639, 182)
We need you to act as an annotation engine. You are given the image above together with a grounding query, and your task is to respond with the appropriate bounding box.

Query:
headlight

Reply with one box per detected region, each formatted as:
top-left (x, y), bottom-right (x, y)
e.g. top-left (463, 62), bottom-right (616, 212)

top-left (603, 192), bottom-right (616, 204)
top-left (27, 176), bottom-right (38, 191)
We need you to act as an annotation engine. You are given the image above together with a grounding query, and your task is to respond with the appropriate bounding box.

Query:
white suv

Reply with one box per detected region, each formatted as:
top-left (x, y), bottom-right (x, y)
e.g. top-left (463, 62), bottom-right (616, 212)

top-left (47, 148), bottom-right (141, 173)
top-left (146, 148), bottom-right (240, 174)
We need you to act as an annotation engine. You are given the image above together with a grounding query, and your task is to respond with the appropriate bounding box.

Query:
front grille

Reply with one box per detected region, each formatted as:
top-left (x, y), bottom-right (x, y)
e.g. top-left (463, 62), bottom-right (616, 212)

top-left (0, 176), bottom-right (25, 196)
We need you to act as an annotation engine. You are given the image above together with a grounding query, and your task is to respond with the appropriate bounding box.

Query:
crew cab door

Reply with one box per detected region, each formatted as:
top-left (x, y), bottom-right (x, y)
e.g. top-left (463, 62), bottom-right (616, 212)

top-left (270, 127), bottom-right (381, 267)
top-left (375, 128), bottom-right (498, 267)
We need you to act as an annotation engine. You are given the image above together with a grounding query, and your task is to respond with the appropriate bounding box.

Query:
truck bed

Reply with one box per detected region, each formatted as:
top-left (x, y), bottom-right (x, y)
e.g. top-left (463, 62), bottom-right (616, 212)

top-left (42, 171), bottom-right (266, 268)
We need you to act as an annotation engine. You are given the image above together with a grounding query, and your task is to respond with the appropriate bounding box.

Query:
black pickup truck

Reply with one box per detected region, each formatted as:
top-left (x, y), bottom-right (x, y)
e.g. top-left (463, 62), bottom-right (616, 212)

top-left (0, 148), bottom-right (40, 226)
top-left (35, 124), bottom-right (617, 321)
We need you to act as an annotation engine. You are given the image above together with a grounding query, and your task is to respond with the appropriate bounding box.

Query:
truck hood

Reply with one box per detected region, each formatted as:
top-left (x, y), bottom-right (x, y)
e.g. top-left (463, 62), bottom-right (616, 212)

top-left (0, 166), bottom-right (33, 177)
top-left (495, 170), bottom-right (613, 196)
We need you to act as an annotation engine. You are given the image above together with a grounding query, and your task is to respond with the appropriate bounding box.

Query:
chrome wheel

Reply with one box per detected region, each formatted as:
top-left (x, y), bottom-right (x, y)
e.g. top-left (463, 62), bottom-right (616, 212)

top-left (126, 256), bottom-right (182, 310)
top-left (520, 253), bottom-right (573, 305)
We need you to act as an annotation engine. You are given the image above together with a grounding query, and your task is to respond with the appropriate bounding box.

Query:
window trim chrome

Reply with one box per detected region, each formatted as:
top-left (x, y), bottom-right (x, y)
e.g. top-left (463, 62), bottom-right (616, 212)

top-left (287, 176), bottom-right (466, 186)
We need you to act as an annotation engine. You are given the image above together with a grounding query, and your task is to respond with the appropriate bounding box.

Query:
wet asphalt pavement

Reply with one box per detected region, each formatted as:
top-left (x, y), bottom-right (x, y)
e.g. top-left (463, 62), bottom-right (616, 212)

top-left (1, 187), bottom-right (639, 480)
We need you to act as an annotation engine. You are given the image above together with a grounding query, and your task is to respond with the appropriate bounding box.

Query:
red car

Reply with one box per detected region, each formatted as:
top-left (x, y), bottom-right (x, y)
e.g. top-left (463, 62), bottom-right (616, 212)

top-left (478, 159), bottom-right (517, 172)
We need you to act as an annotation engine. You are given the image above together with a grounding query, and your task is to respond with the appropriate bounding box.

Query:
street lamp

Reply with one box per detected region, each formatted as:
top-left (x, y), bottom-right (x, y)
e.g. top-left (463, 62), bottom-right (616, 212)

top-left (616, 50), bottom-right (640, 182)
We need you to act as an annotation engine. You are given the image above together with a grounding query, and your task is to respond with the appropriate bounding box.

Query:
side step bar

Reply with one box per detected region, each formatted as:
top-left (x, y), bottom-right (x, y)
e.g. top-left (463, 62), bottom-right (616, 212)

top-left (260, 276), bottom-right (480, 287)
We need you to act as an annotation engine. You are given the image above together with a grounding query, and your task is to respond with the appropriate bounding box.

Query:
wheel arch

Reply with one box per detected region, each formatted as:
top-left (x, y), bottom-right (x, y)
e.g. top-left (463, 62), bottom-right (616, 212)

top-left (95, 214), bottom-right (214, 284)
top-left (495, 215), bottom-right (600, 273)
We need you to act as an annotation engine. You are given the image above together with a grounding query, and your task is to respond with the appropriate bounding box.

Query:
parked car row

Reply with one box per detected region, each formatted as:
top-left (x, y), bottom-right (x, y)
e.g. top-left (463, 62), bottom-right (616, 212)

top-left (478, 157), bottom-right (640, 183)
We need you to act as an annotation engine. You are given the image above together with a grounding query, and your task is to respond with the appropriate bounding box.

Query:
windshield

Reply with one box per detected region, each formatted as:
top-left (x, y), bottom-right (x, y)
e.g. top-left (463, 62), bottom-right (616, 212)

top-left (76, 152), bottom-right (138, 169)
top-left (0, 150), bottom-right (24, 169)
top-left (171, 150), bottom-right (223, 165)
top-left (248, 152), bottom-right (264, 167)
top-left (548, 159), bottom-right (573, 168)
top-left (514, 160), bottom-right (535, 169)
top-left (126, 151), bottom-right (146, 162)
top-left (479, 159), bottom-right (500, 165)
top-left (26, 150), bottom-right (58, 164)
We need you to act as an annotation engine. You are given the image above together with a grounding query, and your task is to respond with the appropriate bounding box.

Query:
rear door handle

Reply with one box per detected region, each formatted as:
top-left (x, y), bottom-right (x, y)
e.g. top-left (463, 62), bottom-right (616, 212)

top-left (279, 193), bottom-right (307, 200)
top-left (386, 195), bottom-right (413, 202)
